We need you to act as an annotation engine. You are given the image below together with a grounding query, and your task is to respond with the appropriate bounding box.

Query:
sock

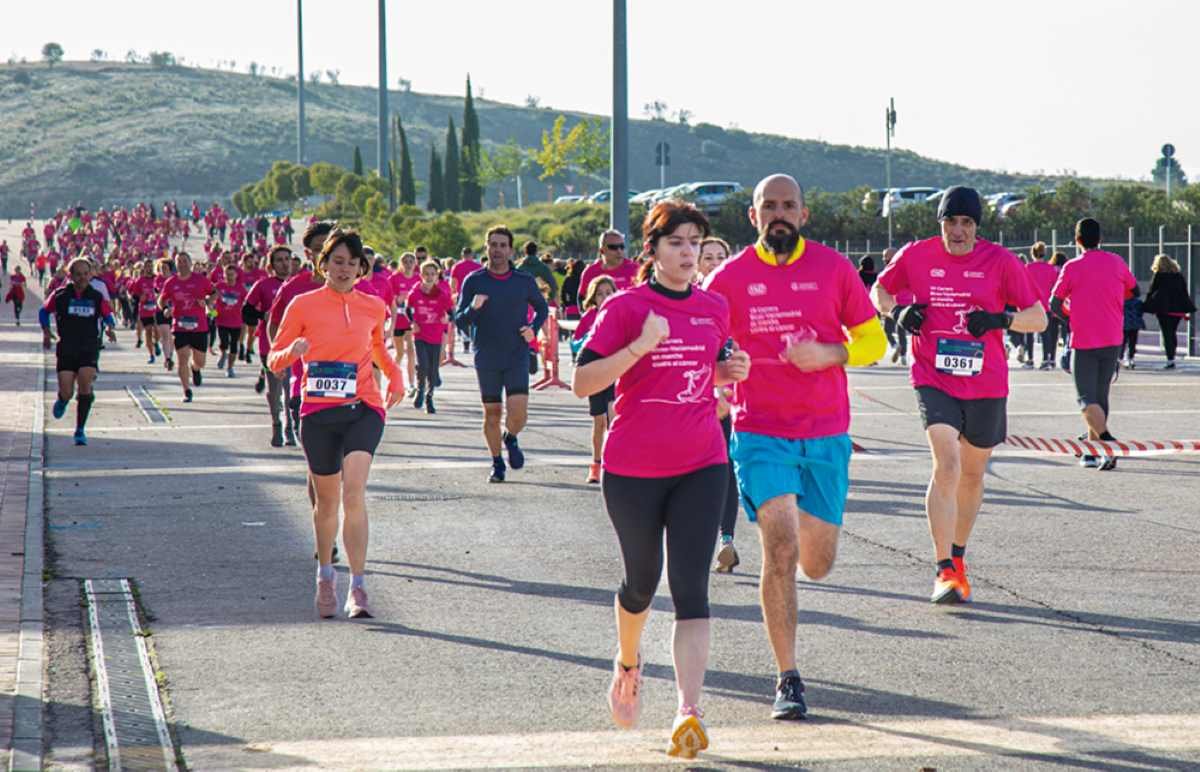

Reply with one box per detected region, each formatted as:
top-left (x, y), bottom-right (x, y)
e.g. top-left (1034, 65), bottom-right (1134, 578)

top-left (75, 393), bottom-right (95, 430)
top-left (492, 454), bottom-right (504, 467)
top-left (778, 669), bottom-right (800, 684)
top-left (951, 543), bottom-right (966, 559)
top-left (503, 430), bottom-right (518, 445)
top-left (350, 574), bottom-right (365, 590)
top-left (1099, 431), bottom-right (1116, 442)
top-left (937, 558), bottom-right (954, 576)
top-left (721, 534), bottom-right (734, 544)
top-left (317, 563), bottom-right (335, 582)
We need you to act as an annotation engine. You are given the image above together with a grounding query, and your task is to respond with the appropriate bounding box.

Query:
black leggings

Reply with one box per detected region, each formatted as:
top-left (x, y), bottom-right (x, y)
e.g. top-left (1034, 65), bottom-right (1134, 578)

top-left (1042, 316), bottom-right (1060, 363)
top-left (602, 463), bottom-right (726, 620)
top-left (719, 415), bottom-right (739, 539)
top-left (414, 339), bottom-right (442, 391)
top-left (883, 317), bottom-right (907, 355)
top-left (1157, 314), bottom-right (1182, 361)
top-left (1121, 329), bottom-right (1139, 361)
top-left (217, 325), bottom-right (241, 353)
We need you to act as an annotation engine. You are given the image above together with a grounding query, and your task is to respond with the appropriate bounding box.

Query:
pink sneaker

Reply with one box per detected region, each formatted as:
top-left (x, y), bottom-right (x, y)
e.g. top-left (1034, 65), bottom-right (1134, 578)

top-left (607, 654), bottom-right (642, 729)
top-left (315, 576), bottom-right (337, 618)
top-left (344, 587), bottom-right (372, 619)
top-left (667, 705), bottom-right (708, 759)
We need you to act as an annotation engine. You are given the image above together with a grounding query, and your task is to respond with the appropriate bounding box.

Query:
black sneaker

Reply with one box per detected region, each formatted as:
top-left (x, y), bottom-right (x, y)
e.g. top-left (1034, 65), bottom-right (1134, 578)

top-left (184, 388), bottom-right (193, 403)
top-left (284, 424), bottom-right (297, 446)
top-left (1097, 456), bottom-right (1118, 471)
top-left (413, 388), bottom-right (425, 409)
top-left (255, 373), bottom-right (266, 394)
top-left (1079, 455), bottom-right (1099, 468)
top-left (192, 369), bottom-right (202, 386)
top-left (425, 394), bottom-right (436, 414)
top-left (270, 422), bottom-right (284, 448)
top-left (489, 459), bottom-right (506, 483)
top-left (772, 672), bottom-right (808, 720)
top-left (503, 432), bottom-right (525, 470)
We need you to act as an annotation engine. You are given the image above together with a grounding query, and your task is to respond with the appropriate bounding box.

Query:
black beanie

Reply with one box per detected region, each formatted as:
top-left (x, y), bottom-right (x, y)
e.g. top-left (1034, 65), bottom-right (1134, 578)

top-left (937, 186), bottom-right (982, 226)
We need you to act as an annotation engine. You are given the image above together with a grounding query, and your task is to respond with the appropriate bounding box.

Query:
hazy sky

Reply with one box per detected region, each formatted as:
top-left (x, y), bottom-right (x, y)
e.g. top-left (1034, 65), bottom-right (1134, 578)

top-left (10, 1), bottom-right (1196, 182)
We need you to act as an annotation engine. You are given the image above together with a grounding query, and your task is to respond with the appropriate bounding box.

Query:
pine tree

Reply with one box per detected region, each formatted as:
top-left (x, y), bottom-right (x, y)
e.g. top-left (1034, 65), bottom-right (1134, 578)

top-left (460, 75), bottom-right (483, 211)
top-left (443, 117), bottom-right (460, 212)
top-left (427, 147), bottom-right (444, 212)
top-left (398, 116), bottom-right (417, 206)
top-left (353, 145), bottom-right (364, 176)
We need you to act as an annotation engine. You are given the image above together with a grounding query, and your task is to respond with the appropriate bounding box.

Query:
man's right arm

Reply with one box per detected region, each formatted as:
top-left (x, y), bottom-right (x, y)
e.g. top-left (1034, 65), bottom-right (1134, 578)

top-left (455, 276), bottom-right (478, 323)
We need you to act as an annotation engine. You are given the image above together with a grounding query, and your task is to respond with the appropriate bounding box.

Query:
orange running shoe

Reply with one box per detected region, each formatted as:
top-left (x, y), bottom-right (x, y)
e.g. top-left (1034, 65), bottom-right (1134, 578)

top-left (931, 567), bottom-right (968, 604)
top-left (586, 462), bottom-right (601, 484)
top-left (952, 557), bottom-right (972, 602)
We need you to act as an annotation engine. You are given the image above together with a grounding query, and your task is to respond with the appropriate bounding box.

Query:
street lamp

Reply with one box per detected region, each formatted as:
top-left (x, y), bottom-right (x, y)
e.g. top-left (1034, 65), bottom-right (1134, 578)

top-left (296, 0), bottom-right (305, 165)
top-left (885, 97), bottom-right (896, 248)
top-left (610, 0), bottom-right (629, 237)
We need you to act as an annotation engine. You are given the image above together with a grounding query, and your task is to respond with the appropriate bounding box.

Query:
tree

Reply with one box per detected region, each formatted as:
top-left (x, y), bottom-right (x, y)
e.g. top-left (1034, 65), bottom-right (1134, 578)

top-left (397, 77), bottom-right (412, 92)
top-left (674, 108), bottom-right (693, 126)
top-left (443, 117), bottom-right (461, 211)
top-left (89, 49), bottom-right (106, 62)
top-left (42, 42), bottom-right (64, 66)
top-left (643, 100), bottom-right (668, 120)
top-left (325, 69), bottom-right (340, 85)
top-left (308, 71), bottom-right (321, 85)
top-left (460, 75), bottom-right (483, 211)
top-left (532, 115), bottom-right (610, 182)
top-left (524, 95), bottom-right (541, 109)
top-left (336, 172), bottom-right (364, 205)
top-left (406, 213), bottom-right (470, 257)
top-left (148, 51), bottom-right (176, 68)
top-left (480, 140), bottom-right (533, 207)
top-left (1152, 156), bottom-right (1188, 189)
top-left (396, 115), bottom-right (417, 206)
top-left (353, 145), bottom-right (364, 177)
top-left (124, 49), bottom-right (141, 63)
top-left (309, 162), bottom-right (344, 195)
top-left (427, 147), bottom-right (444, 212)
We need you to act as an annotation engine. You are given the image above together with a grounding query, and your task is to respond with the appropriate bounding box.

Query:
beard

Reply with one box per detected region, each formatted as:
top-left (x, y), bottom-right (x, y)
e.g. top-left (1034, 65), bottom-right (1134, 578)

top-left (762, 220), bottom-right (800, 255)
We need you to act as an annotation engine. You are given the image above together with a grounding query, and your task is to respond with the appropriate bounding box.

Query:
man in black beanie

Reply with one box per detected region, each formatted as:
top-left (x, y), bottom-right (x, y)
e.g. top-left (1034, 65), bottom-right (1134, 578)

top-left (870, 186), bottom-right (1046, 604)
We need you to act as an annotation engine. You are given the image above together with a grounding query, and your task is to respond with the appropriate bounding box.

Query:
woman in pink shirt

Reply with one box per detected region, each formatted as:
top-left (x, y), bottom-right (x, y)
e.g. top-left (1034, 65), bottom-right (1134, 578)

top-left (572, 276), bottom-right (618, 484)
top-left (215, 265), bottom-right (247, 377)
top-left (572, 201), bottom-right (750, 759)
top-left (406, 260), bottom-right (455, 413)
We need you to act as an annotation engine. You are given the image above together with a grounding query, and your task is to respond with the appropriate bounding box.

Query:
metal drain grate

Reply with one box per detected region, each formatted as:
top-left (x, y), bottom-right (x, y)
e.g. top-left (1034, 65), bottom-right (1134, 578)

top-left (369, 493), bottom-right (467, 502)
top-left (125, 386), bottom-right (170, 424)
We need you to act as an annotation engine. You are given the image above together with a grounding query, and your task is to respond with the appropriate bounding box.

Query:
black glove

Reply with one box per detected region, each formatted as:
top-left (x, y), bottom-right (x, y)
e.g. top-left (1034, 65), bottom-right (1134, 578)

top-left (966, 310), bottom-right (1012, 338)
top-left (890, 303), bottom-right (927, 335)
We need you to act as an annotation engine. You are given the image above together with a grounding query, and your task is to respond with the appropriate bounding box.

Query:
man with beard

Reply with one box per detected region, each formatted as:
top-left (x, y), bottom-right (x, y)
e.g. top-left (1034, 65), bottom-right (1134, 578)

top-left (702, 174), bottom-right (885, 720)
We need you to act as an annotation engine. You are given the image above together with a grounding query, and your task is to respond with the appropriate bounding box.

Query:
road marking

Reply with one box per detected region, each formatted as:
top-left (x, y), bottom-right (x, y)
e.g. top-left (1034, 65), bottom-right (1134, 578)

top-left (188, 712), bottom-right (1200, 770)
top-left (125, 385), bottom-right (170, 423)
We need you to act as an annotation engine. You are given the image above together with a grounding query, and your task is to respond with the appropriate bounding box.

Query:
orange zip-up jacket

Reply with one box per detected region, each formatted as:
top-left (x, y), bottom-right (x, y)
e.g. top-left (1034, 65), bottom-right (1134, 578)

top-left (268, 286), bottom-right (403, 419)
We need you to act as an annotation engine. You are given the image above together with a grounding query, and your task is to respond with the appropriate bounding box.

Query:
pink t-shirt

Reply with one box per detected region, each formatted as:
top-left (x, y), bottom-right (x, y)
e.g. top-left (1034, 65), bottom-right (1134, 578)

top-left (449, 259), bottom-right (482, 294)
top-left (210, 266), bottom-right (240, 286)
top-left (584, 282), bottom-right (730, 477)
top-left (161, 273), bottom-right (214, 333)
top-left (131, 276), bottom-right (158, 316)
top-left (406, 284), bottom-right (454, 345)
top-left (246, 275), bottom-right (284, 354)
top-left (241, 268), bottom-right (268, 294)
top-left (703, 241), bottom-right (877, 439)
top-left (389, 272), bottom-right (420, 331)
top-left (573, 307), bottom-right (598, 341)
top-left (877, 236), bottom-right (1038, 400)
top-left (1025, 261), bottom-right (1059, 310)
top-left (269, 270), bottom-right (322, 328)
top-left (579, 258), bottom-right (639, 299)
top-left (214, 281), bottom-right (247, 328)
top-left (1050, 250), bottom-right (1136, 350)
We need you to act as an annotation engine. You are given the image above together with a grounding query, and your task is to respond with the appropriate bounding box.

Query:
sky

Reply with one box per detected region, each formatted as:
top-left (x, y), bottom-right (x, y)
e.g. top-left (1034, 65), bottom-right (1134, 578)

top-left (9, 0), bottom-right (1197, 182)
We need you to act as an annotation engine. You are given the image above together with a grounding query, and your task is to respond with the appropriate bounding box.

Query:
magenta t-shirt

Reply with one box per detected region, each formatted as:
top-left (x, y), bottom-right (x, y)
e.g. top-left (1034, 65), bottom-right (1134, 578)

top-left (214, 281), bottom-right (247, 328)
top-left (573, 307), bottom-right (598, 341)
top-left (246, 275), bottom-right (284, 354)
top-left (389, 272), bottom-right (420, 330)
top-left (1025, 261), bottom-right (1059, 310)
top-left (877, 237), bottom-right (1037, 400)
top-left (579, 259), bottom-right (639, 299)
top-left (161, 273), bottom-right (214, 333)
top-left (450, 259), bottom-right (482, 294)
top-left (585, 283), bottom-right (730, 478)
top-left (703, 241), bottom-right (877, 439)
top-left (1050, 250), bottom-right (1136, 350)
top-left (406, 284), bottom-right (454, 345)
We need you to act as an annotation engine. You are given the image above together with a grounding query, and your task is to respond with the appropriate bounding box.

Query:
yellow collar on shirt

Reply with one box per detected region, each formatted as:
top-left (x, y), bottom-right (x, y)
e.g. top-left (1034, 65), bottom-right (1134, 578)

top-left (754, 237), bottom-right (806, 267)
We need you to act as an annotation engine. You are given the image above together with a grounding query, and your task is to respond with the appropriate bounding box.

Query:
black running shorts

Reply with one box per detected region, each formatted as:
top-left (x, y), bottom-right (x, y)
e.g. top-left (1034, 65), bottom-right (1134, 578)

top-left (55, 346), bottom-right (99, 373)
top-left (173, 331), bottom-right (209, 351)
top-left (915, 386), bottom-right (1007, 449)
top-left (300, 402), bottom-right (385, 476)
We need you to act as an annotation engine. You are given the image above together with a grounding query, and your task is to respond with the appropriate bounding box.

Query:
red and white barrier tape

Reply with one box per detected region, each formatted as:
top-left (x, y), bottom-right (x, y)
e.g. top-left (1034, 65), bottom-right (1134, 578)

top-left (1005, 435), bottom-right (1200, 457)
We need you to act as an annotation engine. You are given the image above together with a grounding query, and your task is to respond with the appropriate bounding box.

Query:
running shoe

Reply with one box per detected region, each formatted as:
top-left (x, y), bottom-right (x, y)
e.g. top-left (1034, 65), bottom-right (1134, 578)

top-left (951, 557), bottom-right (972, 602)
top-left (586, 462), bottom-right (601, 484)
top-left (226, 367), bottom-right (235, 379)
top-left (503, 432), bottom-right (525, 470)
top-left (147, 354), bottom-right (156, 365)
top-left (715, 541), bottom-right (740, 574)
top-left (344, 587), bottom-right (372, 619)
top-left (136, 338), bottom-right (143, 348)
top-left (1039, 361), bottom-right (1053, 370)
top-left (315, 576), bottom-right (337, 619)
top-left (165, 357), bottom-right (174, 371)
top-left (425, 395), bottom-right (436, 414)
top-left (155, 343), bottom-right (162, 356)
top-left (667, 705), bottom-right (708, 759)
top-left (931, 566), bottom-right (969, 604)
top-left (489, 458), bottom-right (506, 483)
top-left (1079, 455), bottom-right (1099, 468)
top-left (607, 654), bottom-right (642, 729)
top-left (183, 388), bottom-right (193, 403)
top-left (772, 672), bottom-right (807, 720)
top-left (1097, 456), bottom-right (1118, 472)
top-left (899, 355), bottom-right (907, 366)
top-left (73, 428), bottom-right (87, 446)
top-left (271, 422), bottom-right (284, 448)
top-left (192, 369), bottom-right (202, 386)
top-left (890, 348), bottom-right (900, 363)
top-left (1128, 360), bottom-right (1136, 370)
top-left (1163, 362), bottom-right (1176, 370)
top-left (217, 352), bottom-right (227, 370)
top-left (52, 398), bottom-right (68, 419)
top-left (284, 425), bottom-right (297, 446)
top-left (255, 373), bottom-right (265, 393)
top-left (413, 388), bottom-right (425, 409)
top-left (1022, 361), bottom-right (1034, 369)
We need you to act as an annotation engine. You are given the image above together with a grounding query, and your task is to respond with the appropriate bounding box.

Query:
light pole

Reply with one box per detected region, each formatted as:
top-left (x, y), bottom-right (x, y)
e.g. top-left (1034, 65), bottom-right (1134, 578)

top-left (885, 97), bottom-right (896, 248)
top-left (296, 0), bottom-right (305, 165)
top-left (610, 0), bottom-right (629, 237)
top-left (377, 0), bottom-right (389, 187)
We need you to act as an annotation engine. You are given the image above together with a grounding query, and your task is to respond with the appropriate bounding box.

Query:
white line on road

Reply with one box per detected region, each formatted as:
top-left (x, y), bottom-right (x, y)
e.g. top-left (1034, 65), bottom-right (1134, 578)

top-left (189, 712), bottom-right (1200, 770)
top-left (83, 580), bottom-right (122, 771)
top-left (120, 578), bottom-right (178, 771)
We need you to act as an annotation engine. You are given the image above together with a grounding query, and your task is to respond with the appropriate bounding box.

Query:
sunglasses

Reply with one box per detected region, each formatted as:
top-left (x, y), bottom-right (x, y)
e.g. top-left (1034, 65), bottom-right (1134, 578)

top-left (605, 242), bottom-right (626, 250)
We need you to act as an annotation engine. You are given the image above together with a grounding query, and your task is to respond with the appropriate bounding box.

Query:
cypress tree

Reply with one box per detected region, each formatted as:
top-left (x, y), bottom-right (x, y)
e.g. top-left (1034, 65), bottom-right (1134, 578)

top-left (443, 117), bottom-right (461, 212)
top-left (353, 145), bottom-right (364, 176)
top-left (461, 75), bottom-right (483, 211)
top-left (427, 147), bottom-right (444, 212)
top-left (398, 116), bottom-right (416, 206)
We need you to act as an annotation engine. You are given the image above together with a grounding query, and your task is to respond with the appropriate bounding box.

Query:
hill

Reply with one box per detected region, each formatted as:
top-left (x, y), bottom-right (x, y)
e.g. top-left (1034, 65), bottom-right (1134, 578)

top-left (0, 61), bottom-right (1097, 217)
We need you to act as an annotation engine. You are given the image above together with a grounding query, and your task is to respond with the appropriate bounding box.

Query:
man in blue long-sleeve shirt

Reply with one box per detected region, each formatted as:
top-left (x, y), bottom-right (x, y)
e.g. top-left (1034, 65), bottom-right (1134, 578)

top-left (456, 225), bottom-right (549, 482)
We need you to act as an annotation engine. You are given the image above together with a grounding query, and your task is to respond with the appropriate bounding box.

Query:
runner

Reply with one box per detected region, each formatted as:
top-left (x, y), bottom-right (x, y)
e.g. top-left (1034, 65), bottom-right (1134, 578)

top-left (572, 199), bottom-right (750, 758)
top-left (1049, 217), bottom-right (1136, 471)
top-left (159, 252), bottom-right (215, 402)
top-left (580, 229), bottom-right (639, 299)
top-left (408, 259), bottom-right (455, 414)
top-left (449, 246), bottom-right (482, 353)
top-left (1025, 243), bottom-right (1061, 370)
top-left (389, 252), bottom-right (421, 396)
top-left (570, 276), bottom-right (618, 484)
top-left (5, 266), bottom-right (27, 325)
top-left (240, 252), bottom-right (268, 363)
top-left (455, 226), bottom-right (549, 483)
top-left (245, 245), bottom-right (295, 446)
top-left (704, 174), bottom-right (886, 718)
top-left (270, 221), bottom-right (333, 431)
top-left (130, 260), bottom-right (161, 364)
top-left (267, 228), bottom-right (404, 619)
top-left (872, 185), bottom-right (1046, 603)
top-left (0, 239), bottom-right (8, 273)
top-left (214, 265), bottom-right (247, 378)
top-left (153, 258), bottom-right (176, 371)
top-left (39, 257), bottom-right (117, 446)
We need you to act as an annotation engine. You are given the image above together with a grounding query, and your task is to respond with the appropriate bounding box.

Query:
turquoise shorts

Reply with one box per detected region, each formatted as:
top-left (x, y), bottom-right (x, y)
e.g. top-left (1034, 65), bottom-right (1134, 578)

top-left (729, 431), bottom-right (852, 527)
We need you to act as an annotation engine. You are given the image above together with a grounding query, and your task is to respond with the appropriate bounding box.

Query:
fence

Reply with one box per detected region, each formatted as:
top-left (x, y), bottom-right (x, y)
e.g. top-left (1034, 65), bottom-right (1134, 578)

top-left (831, 225), bottom-right (1199, 358)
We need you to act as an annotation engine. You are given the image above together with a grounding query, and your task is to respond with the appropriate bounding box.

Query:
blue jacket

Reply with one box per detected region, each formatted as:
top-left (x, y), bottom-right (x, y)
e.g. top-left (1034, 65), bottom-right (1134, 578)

top-left (1123, 297), bottom-right (1145, 331)
top-left (455, 267), bottom-right (549, 369)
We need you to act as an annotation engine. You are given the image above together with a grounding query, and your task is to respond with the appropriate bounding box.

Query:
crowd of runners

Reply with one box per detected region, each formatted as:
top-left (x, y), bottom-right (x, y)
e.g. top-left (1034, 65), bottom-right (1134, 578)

top-left (6, 176), bottom-right (1195, 760)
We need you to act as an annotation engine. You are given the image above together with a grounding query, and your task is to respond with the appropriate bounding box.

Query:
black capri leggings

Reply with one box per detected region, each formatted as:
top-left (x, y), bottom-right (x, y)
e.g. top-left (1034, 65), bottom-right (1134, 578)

top-left (217, 325), bottom-right (241, 352)
top-left (718, 415), bottom-right (739, 539)
top-left (414, 339), bottom-right (442, 391)
top-left (601, 463), bottom-right (727, 620)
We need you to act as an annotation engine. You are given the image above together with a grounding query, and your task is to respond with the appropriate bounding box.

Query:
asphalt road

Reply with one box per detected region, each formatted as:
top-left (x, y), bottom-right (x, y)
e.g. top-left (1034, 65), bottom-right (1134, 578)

top-left (5, 221), bottom-right (1198, 770)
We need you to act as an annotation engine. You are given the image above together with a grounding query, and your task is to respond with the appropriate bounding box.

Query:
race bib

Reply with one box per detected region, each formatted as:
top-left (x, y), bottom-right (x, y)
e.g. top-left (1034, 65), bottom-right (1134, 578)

top-left (177, 315), bottom-right (200, 331)
top-left (935, 338), bottom-right (984, 376)
top-left (141, 300), bottom-right (157, 313)
top-left (307, 361), bottom-right (357, 398)
top-left (67, 299), bottom-right (96, 318)
top-left (220, 292), bottom-right (239, 306)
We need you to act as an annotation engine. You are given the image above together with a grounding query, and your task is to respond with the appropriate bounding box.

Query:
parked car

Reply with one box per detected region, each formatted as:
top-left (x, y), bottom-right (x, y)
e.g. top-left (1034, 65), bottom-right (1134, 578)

top-left (881, 186), bottom-right (941, 216)
top-left (652, 184), bottom-right (689, 203)
top-left (553, 195), bottom-right (586, 205)
top-left (587, 189), bottom-right (639, 204)
top-left (676, 181), bottom-right (744, 213)
top-left (863, 188), bottom-right (888, 215)
top-left (629, 188), bottom-right (663, 205)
